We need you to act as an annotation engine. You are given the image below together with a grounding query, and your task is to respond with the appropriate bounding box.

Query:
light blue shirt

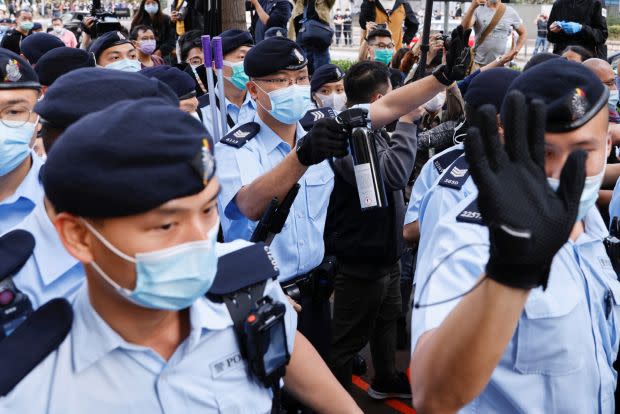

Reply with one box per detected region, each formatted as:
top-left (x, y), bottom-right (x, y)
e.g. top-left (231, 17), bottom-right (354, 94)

top-left (9, 195), bottom-right (84, 309)
top-left (412, 193), bottom-right (620, 413)
top-left (215, 115), bottom-right (334, 282)
top-left (609, 176), bottom-right (620, 227)
top-left (0, 153), bottom-right (44, 235)
top-left (404, 144), bottom-right (464, 226)
top-left (0, 240), bottom-right (298, 414)
top-left (200, 87), bottom-right (256, 143)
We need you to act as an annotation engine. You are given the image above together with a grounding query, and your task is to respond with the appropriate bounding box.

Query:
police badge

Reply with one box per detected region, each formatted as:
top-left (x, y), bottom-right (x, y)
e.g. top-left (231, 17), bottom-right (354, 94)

top-left (569, 87), bottom-right (588, 121)
top-left (191, 138), bottom-right (215, 185)
top-left (4, 59), bottom-right (21, 82)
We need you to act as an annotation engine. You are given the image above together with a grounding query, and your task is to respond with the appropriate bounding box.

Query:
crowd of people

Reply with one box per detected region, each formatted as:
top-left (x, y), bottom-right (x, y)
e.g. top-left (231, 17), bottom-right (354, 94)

top-left (0, 0), bottom-right (618, 413)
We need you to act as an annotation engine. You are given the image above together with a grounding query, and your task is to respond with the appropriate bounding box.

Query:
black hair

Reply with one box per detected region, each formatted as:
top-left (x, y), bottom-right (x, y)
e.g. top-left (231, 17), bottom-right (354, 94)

top-left (523, 52), bottom-right (561, 72)
top-left (391, 47), bottom-right (409, 69)
top-left (129, 24), bottom-right (154, 40)
top-left (15, 9), bottom-right (32, 18)
top-left (389, 68), bottom-right (404, 89)
top-left (131, 0), bottom-right (164, 32)
top-left (51, 17), bottom-right (62, 24)
top-left (561, 45), bottom-right (593, 62)
top-left (179, 30), bottom-right (203, 62)
top-left (344, 60), bottom-right (391, 106)
top-left (40, 123), bottom-right (64, 154)
top-left (366, 28), bottom-right (392, 43)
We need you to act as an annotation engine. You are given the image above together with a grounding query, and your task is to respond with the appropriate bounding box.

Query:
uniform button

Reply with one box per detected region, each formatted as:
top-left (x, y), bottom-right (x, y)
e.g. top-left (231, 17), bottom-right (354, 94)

top-left (300, 240), bottom-right (305, 246)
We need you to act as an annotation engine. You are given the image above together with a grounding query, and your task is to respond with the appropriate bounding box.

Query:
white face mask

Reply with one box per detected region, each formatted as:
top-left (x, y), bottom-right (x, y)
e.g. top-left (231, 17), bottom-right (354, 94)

top-left (315, 92), bottom-right (347, 113)
top-left (547, 166), bottom-right (605, 221)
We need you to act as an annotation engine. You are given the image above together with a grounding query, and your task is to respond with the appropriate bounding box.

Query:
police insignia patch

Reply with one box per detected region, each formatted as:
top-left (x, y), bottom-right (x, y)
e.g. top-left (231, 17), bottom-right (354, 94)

top-left (191, 139), bottom-right (215, 184)
top-left (4, 59), bottom-right (21, 82)
top-left (293, 49), bottom-right (304, 64)
top-left (569, 87), bottom-right (588, 121)
top-left (117, 31), bottom-right (126, 40)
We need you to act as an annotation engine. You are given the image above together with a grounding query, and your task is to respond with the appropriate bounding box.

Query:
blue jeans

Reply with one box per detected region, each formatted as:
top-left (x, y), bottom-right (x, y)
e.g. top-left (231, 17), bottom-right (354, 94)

top-left (304, 47), bottom-right (331, 75)
top-left (533, 36), bottom-right (548, 55)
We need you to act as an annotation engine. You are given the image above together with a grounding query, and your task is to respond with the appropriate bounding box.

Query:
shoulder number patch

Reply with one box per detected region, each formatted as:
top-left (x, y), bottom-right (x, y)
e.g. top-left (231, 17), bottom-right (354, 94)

top-left (456, 198), bottom-right (483, 225)
top-left (220, 122), bottom-right (260, 148)
top-left (438, 154), bottom-right (470, 190)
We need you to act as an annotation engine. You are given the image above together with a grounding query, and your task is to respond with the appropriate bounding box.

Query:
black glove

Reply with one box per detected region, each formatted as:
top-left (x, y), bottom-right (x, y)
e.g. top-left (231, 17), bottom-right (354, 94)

top-left (296, 118), bottom-right (349, 166)
top-left (464, 91), bottom-right (586, 290)
top-left (432, 25), bottom-right (472, 86)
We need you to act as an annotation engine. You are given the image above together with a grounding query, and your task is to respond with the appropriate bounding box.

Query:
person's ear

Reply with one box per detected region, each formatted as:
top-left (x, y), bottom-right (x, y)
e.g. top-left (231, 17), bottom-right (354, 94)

top-left (247, 80), bottom-right (259, 100)
top-left (54, 213), bottom-right (96, 264)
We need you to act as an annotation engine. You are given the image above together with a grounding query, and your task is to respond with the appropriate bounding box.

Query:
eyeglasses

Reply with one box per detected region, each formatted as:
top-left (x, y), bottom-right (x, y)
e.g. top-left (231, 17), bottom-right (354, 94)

top-left (369, 42), bottom-right (395, 50)
top-left (0, 106), bottom-right (34, 128)
top-left (187, 57), bottom-right (203, 66)
top-left (253, 75), bottom-right (310, 87)
top-left (603, 79), bottom-right (616, 88)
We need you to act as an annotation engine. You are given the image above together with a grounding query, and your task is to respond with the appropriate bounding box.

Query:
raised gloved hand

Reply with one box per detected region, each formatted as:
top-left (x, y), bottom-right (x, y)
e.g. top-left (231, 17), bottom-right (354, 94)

top-left (559, 21), bottom-right (582, 34)
top-left (432, 25), bottom-right (472, 86)
top-left (464, 91), bottom-right (586, 290)
top-left (296, 117), bottom-right (349, 166)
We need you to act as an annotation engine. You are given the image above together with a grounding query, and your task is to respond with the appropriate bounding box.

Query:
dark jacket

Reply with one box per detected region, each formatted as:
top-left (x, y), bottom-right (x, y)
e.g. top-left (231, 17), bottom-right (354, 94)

top-left (359, 0), bottom-right (419, 47)
top-left (172, 0), bottom-right (205, 34)
top-left (0, 29), bottom-right (26, 55)
top-left (324, 122), bottom-right (417, 277)
top-left (131, 14), bottom-right (175, 56)
top-left (251, 0), bottom-right (293, 42)
top-left (547, 0), bottom-right (607, 58)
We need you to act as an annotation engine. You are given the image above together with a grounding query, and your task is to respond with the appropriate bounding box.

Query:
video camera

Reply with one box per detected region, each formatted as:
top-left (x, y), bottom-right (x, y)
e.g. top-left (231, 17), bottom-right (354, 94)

top-left (85, 0), bottom-right (122, 38)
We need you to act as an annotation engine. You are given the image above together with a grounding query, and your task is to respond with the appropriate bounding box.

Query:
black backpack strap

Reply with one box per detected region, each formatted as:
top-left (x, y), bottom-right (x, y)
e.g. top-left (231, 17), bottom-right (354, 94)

top-left (0, 298), bottom-right (73, 396)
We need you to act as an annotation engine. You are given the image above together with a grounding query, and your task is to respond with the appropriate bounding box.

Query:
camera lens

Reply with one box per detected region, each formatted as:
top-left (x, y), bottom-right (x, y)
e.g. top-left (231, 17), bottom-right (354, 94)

top-left (0, 289), bottom-right (15, 306)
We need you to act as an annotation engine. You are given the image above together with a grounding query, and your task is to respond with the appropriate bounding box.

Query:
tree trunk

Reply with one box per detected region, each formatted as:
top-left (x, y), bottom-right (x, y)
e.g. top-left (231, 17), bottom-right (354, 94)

top-left (221, 0), bottom-right (248, 31)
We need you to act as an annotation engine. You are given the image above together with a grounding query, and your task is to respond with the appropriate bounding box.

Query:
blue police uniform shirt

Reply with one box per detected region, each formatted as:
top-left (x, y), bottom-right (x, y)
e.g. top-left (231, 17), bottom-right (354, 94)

top-left (0, 153), bottom-right (44, 235)
top-left (215, 115), bottom-right (334, 282)
top-left (412, 193), bottom-right (620, 413)
top-left (0, 240), bottom-right (297, 414)
top-left (200, 85), bottom-right (256, 143)
top-left (609, 176), bottom-right (620, 227)
top-left (404, 144), bottom-right (464, 226)
top-left (9, 195), bottom-right (84, 309)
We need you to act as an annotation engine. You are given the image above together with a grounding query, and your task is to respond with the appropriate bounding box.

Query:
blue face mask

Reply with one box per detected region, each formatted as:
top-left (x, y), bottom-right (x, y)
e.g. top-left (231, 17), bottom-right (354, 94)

top-left (609, 89), bottom-right (619, 112)
top-left (144, 3), bottom-right (159, 14)
top-left (547, 167), bottom-right (605, 221)
top-left (83, 219), bottom-right (220, 311)
top-left (256, 83), bottom-right (311, 125)
top-left (224, 60), bottom-right (249, 91)
top-left (0, 121), bottom-right (36, 176)
top-left (105, 58), bottom-right (141, 73)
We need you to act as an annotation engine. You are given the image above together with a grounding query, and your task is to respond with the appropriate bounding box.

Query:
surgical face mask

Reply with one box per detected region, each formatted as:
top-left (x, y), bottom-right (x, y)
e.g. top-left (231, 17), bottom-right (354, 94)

top-left (0, 121), bottom-right (36, 176)
top-left (424, 91), bottom-right (446, 113)
top-left (609, 89), bottom-right (619, 111)
top-left (106, 58), bottom-right (141, 72)
top-left (223, 60), bottom-right (249, 91)
top-left (82, 219), bottom-right (220, 311)
top-left (144, 3), bottom-right (159, 14)
top-left (138, 39), bottom-right (157, 55)
top-left (374, 48), bottom-right (393, 65)
top-left (255, 83), bottom-right (311, 125)
top-left (547, 167), bottom-right (605, 221)
top-left (315, 92), bottom-right (347, 112)
top-left (53, 26), bottom-right (63, 34)
top-left (19, 21), bottom-right (33, 32)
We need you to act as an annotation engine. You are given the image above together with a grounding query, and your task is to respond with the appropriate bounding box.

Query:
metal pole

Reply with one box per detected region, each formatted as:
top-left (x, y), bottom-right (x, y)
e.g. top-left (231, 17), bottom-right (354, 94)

top-left (202, 35), bottom-right (221, 142)
top-left (213, 36), bottom-right (228, 136)
top-left (443, 1), bottom-right (449, 34)
top-left (416, 0), bottom-right (434, 80)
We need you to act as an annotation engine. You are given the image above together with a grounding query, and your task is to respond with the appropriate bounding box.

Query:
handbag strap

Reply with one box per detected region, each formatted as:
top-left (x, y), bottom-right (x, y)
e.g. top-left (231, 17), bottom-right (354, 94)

top-left (476, 2), bottom-right (506, 48)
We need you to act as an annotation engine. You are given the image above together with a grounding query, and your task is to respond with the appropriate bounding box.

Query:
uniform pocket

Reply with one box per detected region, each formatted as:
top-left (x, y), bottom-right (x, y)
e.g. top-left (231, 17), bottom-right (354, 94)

top-left (304, 166), bottom-right (334, 220)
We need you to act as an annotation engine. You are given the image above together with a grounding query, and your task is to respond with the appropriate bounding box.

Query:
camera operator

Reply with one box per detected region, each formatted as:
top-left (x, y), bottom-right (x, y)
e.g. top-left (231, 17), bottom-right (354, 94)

top-left (248, 0), bottom-right (292, 43)
top-left (170, 0), bottom-right (204, 36)
top-left (1, 9), bottom-right (33, 54)
top-left (325, 60), bottom-right (423, 399)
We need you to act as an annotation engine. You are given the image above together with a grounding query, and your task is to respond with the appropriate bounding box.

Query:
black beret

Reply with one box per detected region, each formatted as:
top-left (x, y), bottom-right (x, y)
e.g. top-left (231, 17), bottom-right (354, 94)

top-left (0, 48), bottom-right (39, 90)
top-left (244, 37), bottom-right (307, 78)
top-left (504, 59), bottom-right (608, 133)
top-left (89, 30), bottom-right (132, 61)
top-left (35, 47), bottom-right (96, 86)
top-left (310, 63), bottom-right (344, 93)
top-left (42, 97), bottom-right (215, 218)
top-left (0, 18), bottom-right (11, 23)
top-left (20, 33), bottom-right (64, 65)
top-left (264, 26), bottom-right (287, 39)
top-left (523, 52), bottom-right (562, 72)
top-left (34, 67), bottom-right (178, 128)
top-left (220, 29), bottom-right (253, 56)
top-left (464, 68), bottom-right (520, 112)
top-left (140, 65), bottom-right (196, 99)
top-left (31, 22), bottom-right (42, 31)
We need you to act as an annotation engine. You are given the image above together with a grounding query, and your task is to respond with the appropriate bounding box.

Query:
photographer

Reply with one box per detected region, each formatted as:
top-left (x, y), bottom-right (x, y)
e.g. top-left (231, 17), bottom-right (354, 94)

top-left (325, 60), bottom-right (422, 399)
top-left (248, 0), bottom-right (293, 43)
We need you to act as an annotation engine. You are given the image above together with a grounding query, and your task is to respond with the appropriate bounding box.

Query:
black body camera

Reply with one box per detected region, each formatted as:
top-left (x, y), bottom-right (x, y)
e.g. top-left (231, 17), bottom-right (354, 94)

top-left (0, 277), bottom-right (32, 339)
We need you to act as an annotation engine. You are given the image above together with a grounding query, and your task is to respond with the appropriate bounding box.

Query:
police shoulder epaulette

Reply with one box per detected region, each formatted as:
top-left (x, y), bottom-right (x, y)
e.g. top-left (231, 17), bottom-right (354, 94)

top-left (0, 298), bottom-right (73, 396)
top-left (433, 147), bottom-right (464, 174)
top-left (456, 198), bottom-right (483, 225)
top-left (300, 107), bottom-right (336, 131)
top-left (219, 122), bottom-right (260, 148)
top-left (438, 154), bottom-right (470, 190)
top-left (208, 242), bottom-right (279, 297)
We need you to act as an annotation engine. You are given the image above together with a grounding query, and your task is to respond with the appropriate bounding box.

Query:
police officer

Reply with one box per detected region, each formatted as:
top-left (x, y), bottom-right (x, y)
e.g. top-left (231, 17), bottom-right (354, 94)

top-left (89, 31), bottom-right (141, 72)
top-left (411, 59), bottom-right (618, 413)
top-left (34, 47), bottom-right (96, 92)
top-left (0, 49), bottom-right (43, 235)
top-left (140, 65), bottom-right (200, 115)
top-left (3, 68), bottom-right (179, 310)
top-left (18, 32), bottom-right (63, 66)
top-left (0, 98), bottom-right (362, 413)
top-left (309, 63), bottom-right (346, 112)
top-left (199, 29), bottom-right (256, 142)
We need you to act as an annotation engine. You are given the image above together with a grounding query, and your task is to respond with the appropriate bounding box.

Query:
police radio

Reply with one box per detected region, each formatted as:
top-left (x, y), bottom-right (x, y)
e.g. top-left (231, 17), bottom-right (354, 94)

top-left (604, 217), bottom-right (620, 279)
top-left (337, 108), bottom-right (388, 211)
top-left (0, 230), bottom-right (35, 340)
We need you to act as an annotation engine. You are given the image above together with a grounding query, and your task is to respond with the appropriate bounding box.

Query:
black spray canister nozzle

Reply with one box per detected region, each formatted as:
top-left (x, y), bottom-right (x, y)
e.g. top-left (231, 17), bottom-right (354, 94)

top-left (337, 108), bottom-right (388, 211)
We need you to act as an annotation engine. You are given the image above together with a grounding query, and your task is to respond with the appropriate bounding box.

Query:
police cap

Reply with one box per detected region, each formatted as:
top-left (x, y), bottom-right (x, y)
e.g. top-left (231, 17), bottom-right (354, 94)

top-left (220, 29), bottom-right (253, 56)
top-left (310, 63), bottom-right (344, 94)
top-left (264, 26), bottom-right (287, 39)
top-left (522, 52), bottom-right (561, 72)
top-left (504, 59), bottom-right (608, 133)
top-left (140, 65), bottom-right (196, 99)
top-left (35, 47), bottom-right (96, 86)
top-left (244, 37), bottom-right (307, 78)
top-left (464, 68), bottom-right (520, 112)
top-left (88, 30), bottom-right (132, 61)
top-left (20, 32), bottom-right (64, 65)
top-left (34, 67), bottom-right (178, 128)
top-left (42, 97), bottom-right (215, 218)
top-left (0, 48), bottom-right (40, 90)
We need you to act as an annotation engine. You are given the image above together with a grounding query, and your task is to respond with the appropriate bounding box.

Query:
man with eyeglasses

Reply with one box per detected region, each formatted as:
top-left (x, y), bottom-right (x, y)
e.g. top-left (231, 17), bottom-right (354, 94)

top-left (0, 49), bottom-right (43, 236)
top-left (365, 28), bottom-right (395, 66)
